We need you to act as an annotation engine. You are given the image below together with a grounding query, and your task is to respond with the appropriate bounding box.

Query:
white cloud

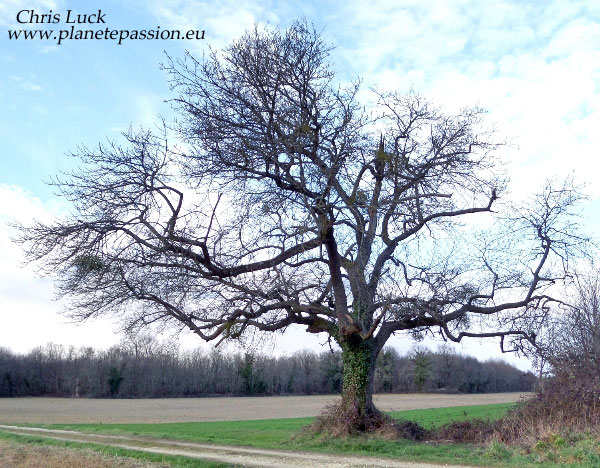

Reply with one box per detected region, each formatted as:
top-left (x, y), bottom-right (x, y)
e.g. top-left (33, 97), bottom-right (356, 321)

top-left (142, 0), bottom-right (275, 53)
top-left (20, 82), bottom-right (43, 92)
top-left (39, 44), bottom-right (59, 54)
top-left (9, 75), bottom-right (44, 93)
top-left (0, 185), bottom-right (122, 353)
top-left (326, 0), bottom-right (600, 203)
top-left (543, 17), bottom-right (600, 58)
top-left (134, 93), bottom-right (165, 128)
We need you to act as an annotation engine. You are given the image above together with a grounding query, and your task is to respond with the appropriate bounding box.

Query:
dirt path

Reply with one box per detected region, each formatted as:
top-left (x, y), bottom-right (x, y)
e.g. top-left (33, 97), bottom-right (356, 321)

top-left (0, 424), bottom-right (482, 468)
top-left (0, 393), bottom-right (529, 424)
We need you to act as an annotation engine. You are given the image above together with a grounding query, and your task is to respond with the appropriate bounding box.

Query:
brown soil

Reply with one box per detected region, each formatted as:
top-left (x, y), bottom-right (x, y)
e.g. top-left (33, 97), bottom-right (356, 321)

top-left (0, 393), bottom-right (529, 424)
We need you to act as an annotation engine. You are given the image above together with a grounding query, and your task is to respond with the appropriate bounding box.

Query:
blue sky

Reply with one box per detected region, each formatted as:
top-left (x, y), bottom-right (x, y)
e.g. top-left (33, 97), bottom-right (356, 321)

top-left (1, 0), bottom-right (599, 369)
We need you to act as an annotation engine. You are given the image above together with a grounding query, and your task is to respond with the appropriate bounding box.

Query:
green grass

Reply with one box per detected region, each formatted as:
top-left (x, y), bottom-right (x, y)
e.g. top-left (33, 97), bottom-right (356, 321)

top-left (46, 402), bottom-right (512, 448)
top-left (389, 402), bottom-right (515, 428)
top-left (0, 430), bottom-right (238, 467)
top-left (9, 402), bottom-right (600, 467)
top-left (39, 403), bottom-right (513, 466)
top-left (4, 427), bottom-right (599, 468)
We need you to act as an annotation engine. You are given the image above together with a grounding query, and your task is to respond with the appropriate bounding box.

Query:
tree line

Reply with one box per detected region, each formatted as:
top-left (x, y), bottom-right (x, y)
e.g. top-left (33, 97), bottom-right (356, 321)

top-left (0, 337), bottom-right (535, 398)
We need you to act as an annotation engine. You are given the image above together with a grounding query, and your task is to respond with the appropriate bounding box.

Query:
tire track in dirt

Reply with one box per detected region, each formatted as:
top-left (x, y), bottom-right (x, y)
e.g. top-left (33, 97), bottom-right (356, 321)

top-left (0, 425), bottom-right (483, 468)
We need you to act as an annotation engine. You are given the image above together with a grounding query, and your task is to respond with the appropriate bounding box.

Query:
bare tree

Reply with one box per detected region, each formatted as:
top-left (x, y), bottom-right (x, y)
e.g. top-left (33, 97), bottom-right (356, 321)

top-left (16, 21), bottom-right (586, 431)
top-left (533, 267), bottom-right (600, 379)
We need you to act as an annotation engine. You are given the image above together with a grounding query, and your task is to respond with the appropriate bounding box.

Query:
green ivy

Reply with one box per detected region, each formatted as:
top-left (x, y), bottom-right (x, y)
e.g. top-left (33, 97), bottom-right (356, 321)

top-left (341, 339), bottom-right (374, 411)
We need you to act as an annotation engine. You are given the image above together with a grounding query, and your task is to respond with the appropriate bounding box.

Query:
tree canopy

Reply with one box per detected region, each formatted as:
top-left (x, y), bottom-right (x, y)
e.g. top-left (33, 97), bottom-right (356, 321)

top-left (17, 20), bottom-right (586, 432)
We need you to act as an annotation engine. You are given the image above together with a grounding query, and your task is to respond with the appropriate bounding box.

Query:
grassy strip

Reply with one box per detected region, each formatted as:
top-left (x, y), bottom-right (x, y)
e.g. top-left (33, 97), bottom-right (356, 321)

top-left (290, 432), bottom-right (600, 467)
top-left (47, 403), bottom-right (513, 447)
top-left (4, 427), bottom-right (600, 468)
top-left (43, 403), bottom-right (507, 466)
top-left (15, 403), bottom-right (600, 467)
top-left (389, 402), bottom-right (515, 428)
top-left (0, 430), bottom-right (238, 468)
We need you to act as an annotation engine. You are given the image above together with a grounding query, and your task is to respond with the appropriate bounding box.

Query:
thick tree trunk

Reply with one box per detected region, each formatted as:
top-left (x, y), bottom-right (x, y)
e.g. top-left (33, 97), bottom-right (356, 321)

top-left (340, 338), bottom-right (377, 416)
top-left (311, 336), bottom-right (428, 438)
top-left (314, 337), bottom-right (388, 434)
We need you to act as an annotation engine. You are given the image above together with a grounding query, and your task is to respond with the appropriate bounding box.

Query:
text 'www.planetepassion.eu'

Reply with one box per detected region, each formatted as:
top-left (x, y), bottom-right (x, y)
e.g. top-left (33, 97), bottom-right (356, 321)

top-left (7, 8), bottom-right (205, 45)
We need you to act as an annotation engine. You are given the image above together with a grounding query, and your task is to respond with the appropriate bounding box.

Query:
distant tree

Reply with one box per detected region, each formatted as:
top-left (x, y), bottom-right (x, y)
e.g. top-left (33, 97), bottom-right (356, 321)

top-left (497, 268), bottom-right (600, 441)
top-left (0, 341), bottom-right (534, 397)
top-left (411, 348), bottom-right (431, 392)
top-left (299, 350), bottom-right (317, 394)
top-left (433, 345), bottom-right (457, 391)
top-left (374, 347), bottom-right (398, 392)
top-left (319, 351), bottom-right (343, 393)
top-left (285, 358), bottom-right (299, 394)
top-left (107, 365), bottom-right (124, 397)
top-left (16, 21), bottom-right (586, 431)
top-left (238, 353), bottom-right (266, 395)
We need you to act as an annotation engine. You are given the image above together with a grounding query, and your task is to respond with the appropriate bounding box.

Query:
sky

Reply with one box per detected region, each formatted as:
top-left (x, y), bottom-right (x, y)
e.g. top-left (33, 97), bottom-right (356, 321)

top-left (1, 0), bottom-right (599, 370)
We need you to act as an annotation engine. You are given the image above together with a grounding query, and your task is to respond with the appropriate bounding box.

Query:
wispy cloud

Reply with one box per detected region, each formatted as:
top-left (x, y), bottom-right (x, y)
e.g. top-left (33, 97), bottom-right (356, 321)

top-left (142, 0), bottom-right (272, 52)
top-left (311, 0), bottom-right (600, 197)
top-left (20, 82), bottom-right (43, 92)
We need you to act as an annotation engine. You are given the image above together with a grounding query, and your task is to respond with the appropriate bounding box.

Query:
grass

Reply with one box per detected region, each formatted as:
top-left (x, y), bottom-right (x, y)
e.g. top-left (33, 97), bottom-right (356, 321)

top-left (45, 402), bottom-right (513, 448)
top-left (5, 402), bottom-right (600, 467)
top-left (389, 402), bottom-right (515, 428)
top-left (35, 403), bottom-right (514, 466)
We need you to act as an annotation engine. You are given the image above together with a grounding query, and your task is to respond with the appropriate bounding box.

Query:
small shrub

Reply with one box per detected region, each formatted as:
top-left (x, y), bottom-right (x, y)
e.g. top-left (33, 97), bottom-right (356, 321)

top-left (483, 441), bottom-right (513, 461)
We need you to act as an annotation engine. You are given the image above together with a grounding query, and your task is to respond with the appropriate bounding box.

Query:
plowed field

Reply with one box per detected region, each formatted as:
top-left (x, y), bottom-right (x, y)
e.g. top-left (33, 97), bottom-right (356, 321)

top-left (0, 393), bottom-right (528, 424)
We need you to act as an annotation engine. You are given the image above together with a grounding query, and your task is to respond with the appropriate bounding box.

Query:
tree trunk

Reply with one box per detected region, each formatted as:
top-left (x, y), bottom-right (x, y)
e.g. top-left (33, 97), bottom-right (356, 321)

top-left (312, 336), bottom-right (420, 437)
top-left (341, 338), bottom-right (376, 415)
top-left (332, 338), bottom-right (386, 433)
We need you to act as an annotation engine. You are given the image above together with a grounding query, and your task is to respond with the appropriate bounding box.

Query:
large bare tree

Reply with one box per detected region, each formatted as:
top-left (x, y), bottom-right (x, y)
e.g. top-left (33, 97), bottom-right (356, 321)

top-left (17, 21), bottom-right (585, 431)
